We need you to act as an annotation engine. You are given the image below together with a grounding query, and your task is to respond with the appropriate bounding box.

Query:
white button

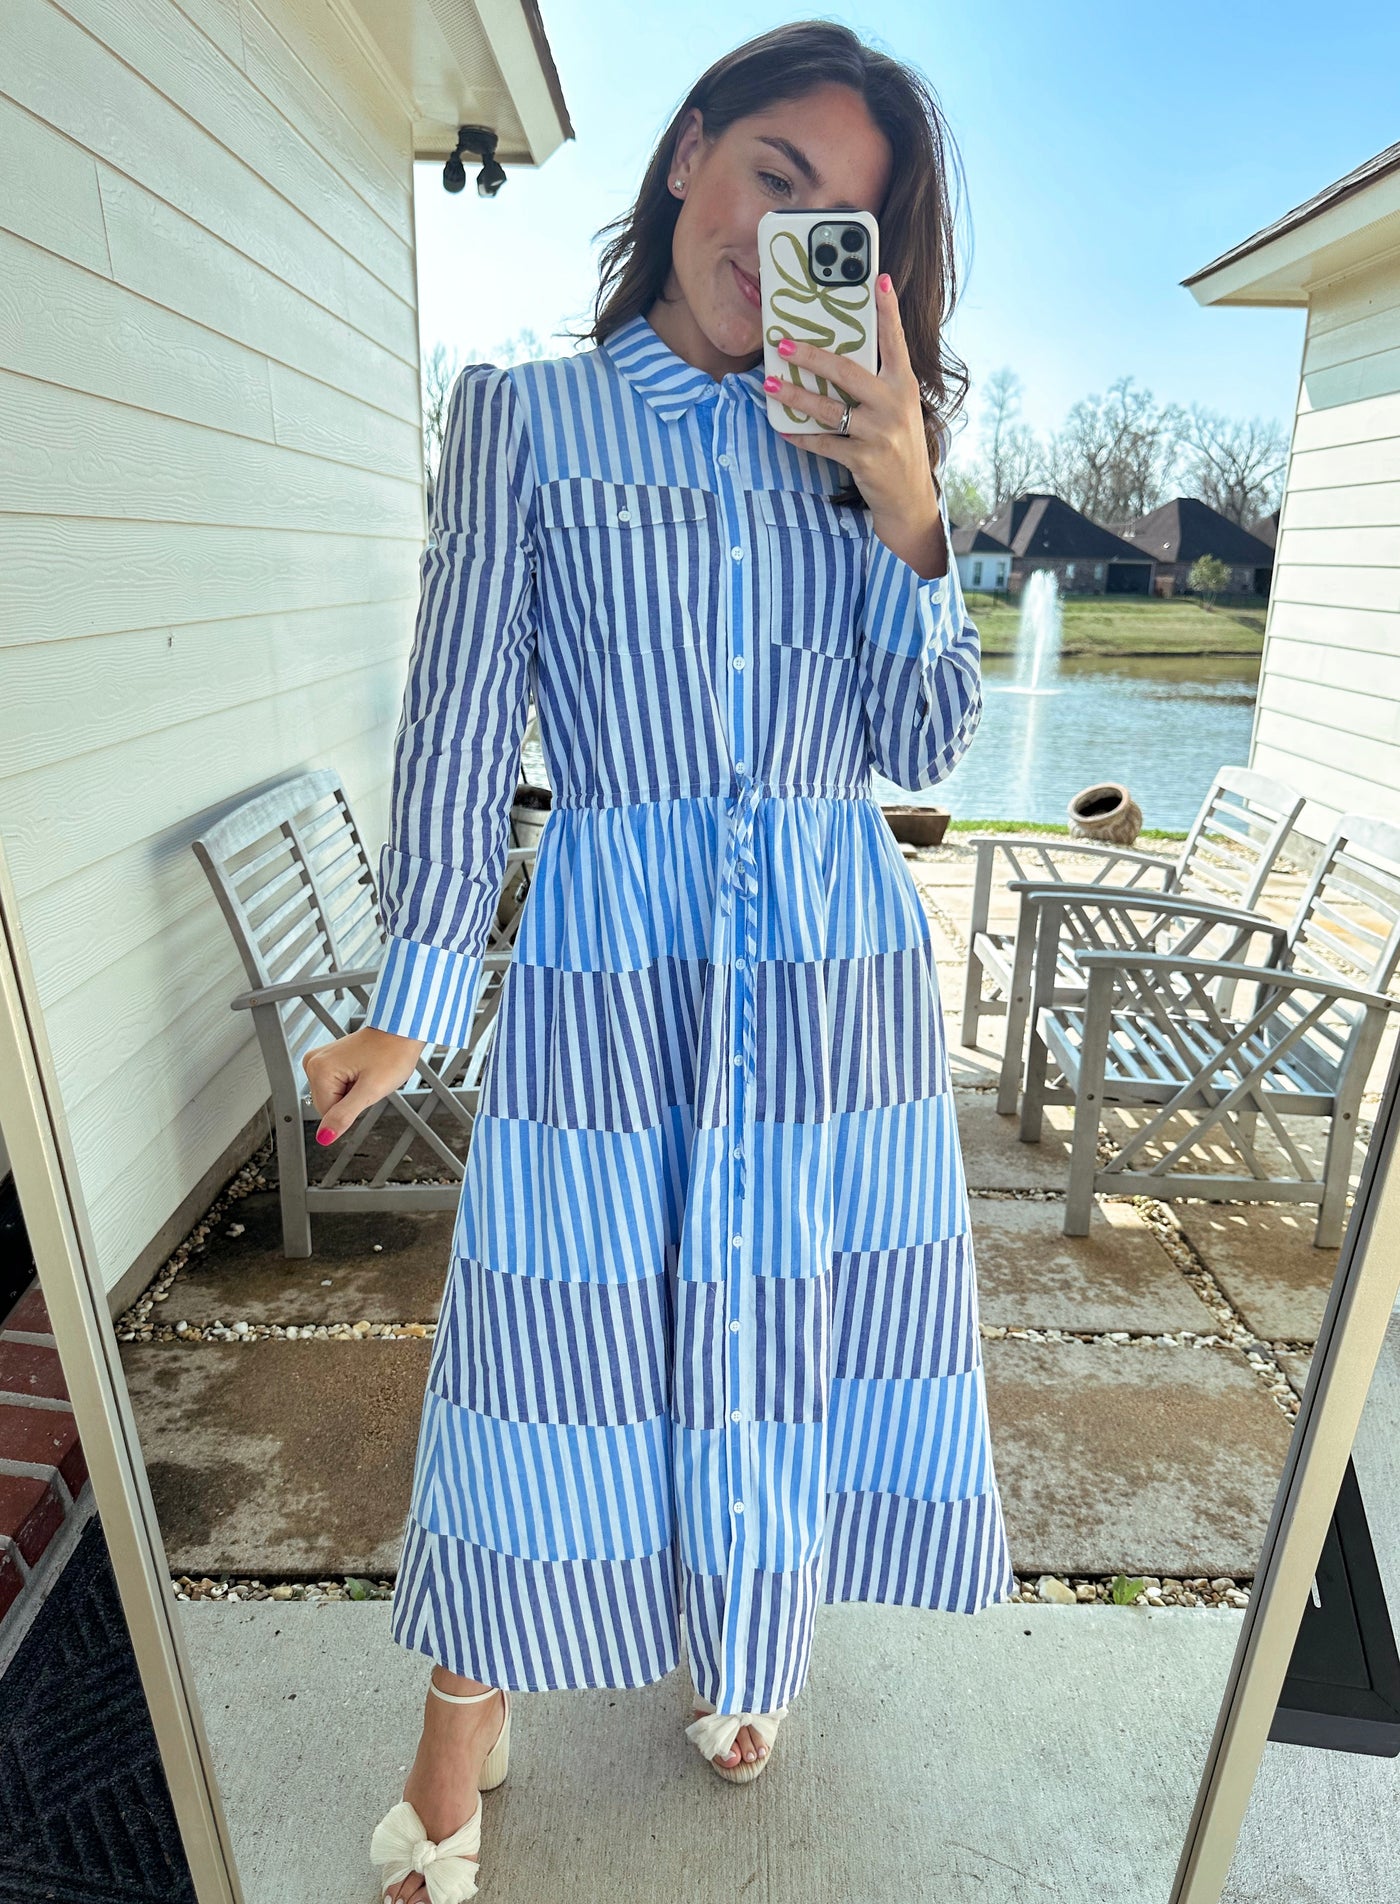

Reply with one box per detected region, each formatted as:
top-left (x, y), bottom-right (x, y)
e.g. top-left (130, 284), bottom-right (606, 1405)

top-left (718, 453), bottom-right (732, 468)
top-left (732, 1500), bottom-right (744, 1514)
top-left (733, 1054), bottom-right (742, 1067)
top-left (732, 1145), bottom-right (743, 1159)
top-left (730, 546), bottom-right (744, 561)
top-left (730, 1409), bottom-right (742, 1422)
top-left (731, 1234), bottom-right (742, 1248)
top-left (730, 1319), bottom-right (741, 1333)
top-left (735, 956), bottom-right (745, 970)
top-left (617, 508), bottom-right (631, 522)
top-left (732, 655), bottom-right (744, 670)
top-left (734, 759), bottom-right (746, 772)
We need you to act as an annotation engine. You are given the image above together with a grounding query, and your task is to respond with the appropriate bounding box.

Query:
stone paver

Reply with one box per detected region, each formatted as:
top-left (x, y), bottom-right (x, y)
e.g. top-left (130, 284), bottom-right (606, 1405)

top-left (171, 1191), bottom-right (454, 1326)
top-left (1275, 1348), bottom-right (1313, 1400)
top-left (955, 1088), bottom-right (1075, 1191)
top-left (119, 1339), bottom-right (426, 1576)
top-left (1174, 1204), bottom-right (1340, 1342)
top-left (984, 1336), bottom-right (1296, 1576)
top-left (972, 1199), bottom-right (1220, 1335)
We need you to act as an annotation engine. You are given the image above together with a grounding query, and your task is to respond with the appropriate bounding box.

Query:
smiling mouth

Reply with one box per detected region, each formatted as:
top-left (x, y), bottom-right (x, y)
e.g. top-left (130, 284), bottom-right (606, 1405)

top-left (731, 260), bottom-right (761, 307)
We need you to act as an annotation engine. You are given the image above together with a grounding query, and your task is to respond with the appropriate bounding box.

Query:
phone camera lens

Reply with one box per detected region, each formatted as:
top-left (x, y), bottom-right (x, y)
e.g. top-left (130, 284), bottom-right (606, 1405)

top-left (840, 257), bottom-right (864, 281)
top-left (814, 242), bottom-right (837, 267)
top-left (840, 227), bottom-right (864, 252)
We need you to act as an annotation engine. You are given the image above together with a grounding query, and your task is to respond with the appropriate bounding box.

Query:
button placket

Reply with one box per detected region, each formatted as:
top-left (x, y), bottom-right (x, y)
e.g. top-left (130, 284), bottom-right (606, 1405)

top-left (711, 401), bottom-right (758, 1581)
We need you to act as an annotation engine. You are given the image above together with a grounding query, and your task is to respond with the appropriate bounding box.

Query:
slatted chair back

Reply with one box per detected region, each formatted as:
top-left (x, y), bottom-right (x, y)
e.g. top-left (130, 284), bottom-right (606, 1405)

top-left (1171, 765), bottom-right (1304, 911)
top-left (1270, 814), bottom-right (1400, 1076)
top-left (193, 768), bottom-right (383, 1083)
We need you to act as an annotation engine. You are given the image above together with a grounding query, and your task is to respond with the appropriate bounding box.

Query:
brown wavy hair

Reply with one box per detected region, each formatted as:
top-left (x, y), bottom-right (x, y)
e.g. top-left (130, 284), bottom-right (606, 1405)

top-left (577, 19), bottom-right (970, 504)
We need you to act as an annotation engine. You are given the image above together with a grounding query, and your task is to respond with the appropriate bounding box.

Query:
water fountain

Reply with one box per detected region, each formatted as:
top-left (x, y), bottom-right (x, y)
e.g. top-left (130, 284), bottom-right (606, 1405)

top-left (1005, 567), bottom-right (1063, 695)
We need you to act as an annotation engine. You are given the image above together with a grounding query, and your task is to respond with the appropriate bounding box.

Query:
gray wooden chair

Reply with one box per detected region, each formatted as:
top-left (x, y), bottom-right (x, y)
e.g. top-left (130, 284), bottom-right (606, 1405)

top-left (192, 768), bottom-right (535, 1257)
top-left (1017, 814), bottom-right (1400, 1246)
top-left (960, 766), bottom-right (1305, 1113)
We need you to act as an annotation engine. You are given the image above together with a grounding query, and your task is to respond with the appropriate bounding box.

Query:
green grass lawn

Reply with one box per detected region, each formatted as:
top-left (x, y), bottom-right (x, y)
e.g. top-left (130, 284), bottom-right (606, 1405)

top-left (968, 590), bottom-right (1266, 660)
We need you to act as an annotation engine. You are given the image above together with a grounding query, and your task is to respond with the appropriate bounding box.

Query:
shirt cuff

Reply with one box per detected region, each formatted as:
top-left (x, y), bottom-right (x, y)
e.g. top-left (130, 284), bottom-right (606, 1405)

top-left (862, 524), bottom-right (961, 662)
top-left (362, 934), bottom-right (485, 1048)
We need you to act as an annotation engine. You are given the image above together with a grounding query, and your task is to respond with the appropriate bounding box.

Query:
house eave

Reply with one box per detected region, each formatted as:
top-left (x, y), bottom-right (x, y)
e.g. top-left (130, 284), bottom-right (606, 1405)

top-left (1181, 150), bottom-right (1400, 308)
top-left (344, 0), bottom-right (573, 168)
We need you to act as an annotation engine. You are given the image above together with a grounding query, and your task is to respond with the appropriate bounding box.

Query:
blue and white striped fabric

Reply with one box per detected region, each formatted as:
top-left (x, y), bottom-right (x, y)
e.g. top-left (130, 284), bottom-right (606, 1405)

top-left (367, 311), bottom-right (1015, 1713)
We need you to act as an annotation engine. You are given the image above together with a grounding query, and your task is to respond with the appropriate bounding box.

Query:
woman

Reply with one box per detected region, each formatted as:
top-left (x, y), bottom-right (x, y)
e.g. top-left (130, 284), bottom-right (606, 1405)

top-left (305, 20), bottom-right (1015, 1902)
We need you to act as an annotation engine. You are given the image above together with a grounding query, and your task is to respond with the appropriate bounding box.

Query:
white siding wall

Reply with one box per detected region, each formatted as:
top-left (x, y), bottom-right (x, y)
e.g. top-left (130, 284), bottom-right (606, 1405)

top-left (0, 0), bottom-right (424, 1296)
top-left (1250, 250), bottom-right (1400, 843)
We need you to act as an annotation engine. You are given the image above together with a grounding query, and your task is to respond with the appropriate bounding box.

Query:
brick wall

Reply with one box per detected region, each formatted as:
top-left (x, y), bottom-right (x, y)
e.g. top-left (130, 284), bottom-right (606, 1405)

top-left (0, 1281), bottom-right (90, 1627)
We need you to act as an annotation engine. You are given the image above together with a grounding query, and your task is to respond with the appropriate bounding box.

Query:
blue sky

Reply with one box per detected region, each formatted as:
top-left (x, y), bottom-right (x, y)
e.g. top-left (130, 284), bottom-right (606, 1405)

top-left (412, 1), bottom-right (1396, 452)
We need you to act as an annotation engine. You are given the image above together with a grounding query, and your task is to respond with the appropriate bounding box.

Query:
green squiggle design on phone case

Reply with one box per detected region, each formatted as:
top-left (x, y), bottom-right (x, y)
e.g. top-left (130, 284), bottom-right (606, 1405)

top-left (765, 227), bottom-right (869, 424)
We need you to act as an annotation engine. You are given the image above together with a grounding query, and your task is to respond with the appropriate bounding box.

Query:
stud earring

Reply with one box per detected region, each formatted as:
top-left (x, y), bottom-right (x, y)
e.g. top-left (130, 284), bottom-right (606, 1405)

top-left (673, 179), bottom-right (684, 193)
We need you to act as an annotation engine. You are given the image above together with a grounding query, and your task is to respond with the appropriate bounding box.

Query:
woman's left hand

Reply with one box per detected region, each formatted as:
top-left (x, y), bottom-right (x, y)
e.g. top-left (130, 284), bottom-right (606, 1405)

top-left (763, 273), bottom-right (948, 579)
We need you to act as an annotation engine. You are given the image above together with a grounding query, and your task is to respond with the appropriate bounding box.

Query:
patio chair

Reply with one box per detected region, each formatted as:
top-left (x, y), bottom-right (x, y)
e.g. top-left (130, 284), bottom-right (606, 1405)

top-left (960, 766), bottom-right (1305, 1113)
top-left (192, 768), bottom-right (536, 1257)
top-left (1017, 815), bottom-right (1400, 1246)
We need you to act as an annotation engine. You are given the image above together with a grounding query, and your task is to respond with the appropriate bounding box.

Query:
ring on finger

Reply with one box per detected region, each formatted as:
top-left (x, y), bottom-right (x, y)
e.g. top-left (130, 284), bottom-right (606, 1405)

top-left (836, 396), bottom-right (855, 436)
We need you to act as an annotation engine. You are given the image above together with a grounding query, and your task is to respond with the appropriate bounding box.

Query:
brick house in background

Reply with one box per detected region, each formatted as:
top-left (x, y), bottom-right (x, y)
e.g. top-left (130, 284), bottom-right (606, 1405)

top-left (950, 518), bottom-right (1014, 593)
top-left (976, 493), bottom-right (1156, 595)
top-left (1112, 496), bottom-right (1275, 598)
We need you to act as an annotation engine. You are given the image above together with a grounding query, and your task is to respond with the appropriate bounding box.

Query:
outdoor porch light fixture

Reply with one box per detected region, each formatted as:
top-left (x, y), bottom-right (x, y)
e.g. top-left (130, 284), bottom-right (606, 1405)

top-left (443, 125), bottom-right (506, 197)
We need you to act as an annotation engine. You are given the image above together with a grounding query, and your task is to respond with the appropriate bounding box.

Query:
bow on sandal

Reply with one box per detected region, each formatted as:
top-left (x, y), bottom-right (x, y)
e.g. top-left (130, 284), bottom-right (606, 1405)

top-left (686, 1694), bottom-right (789, 1782)
top-left (372, 1680), bottom-right (511, 1903)
top-left (371, 1796), bottom-right (485, 1904)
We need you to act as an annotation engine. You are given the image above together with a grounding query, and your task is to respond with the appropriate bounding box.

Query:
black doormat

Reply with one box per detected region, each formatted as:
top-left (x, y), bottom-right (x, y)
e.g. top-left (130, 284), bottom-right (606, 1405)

top-left (0, 1512), bottom-right (197, 1902)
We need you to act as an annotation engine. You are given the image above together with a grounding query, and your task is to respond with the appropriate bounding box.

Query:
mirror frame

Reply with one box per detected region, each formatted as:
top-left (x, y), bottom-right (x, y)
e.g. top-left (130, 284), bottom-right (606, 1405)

top-left (1170, 1032), bottom-right (1400, 1900)
top-left (3, 813), bottom-right (1398, 1904)
top-left (0, 836), bottom-right (242, 1901)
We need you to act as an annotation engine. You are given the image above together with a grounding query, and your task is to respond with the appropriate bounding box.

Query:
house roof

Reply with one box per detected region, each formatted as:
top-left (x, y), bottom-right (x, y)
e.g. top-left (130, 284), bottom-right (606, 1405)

top-left (979, 493), bottom-right (1153, 564)
top-left (1114, 497), bottom-right (1276, 566)
top-left (950, 520), bottom-right (1013, 556)
top-left (1248, 508), bottom-right (1281, 549)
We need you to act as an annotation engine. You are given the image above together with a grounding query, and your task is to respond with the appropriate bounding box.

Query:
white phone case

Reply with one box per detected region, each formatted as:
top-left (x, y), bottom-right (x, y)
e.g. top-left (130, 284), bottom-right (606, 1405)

top-left (758, 207), bottom-right (879, 435)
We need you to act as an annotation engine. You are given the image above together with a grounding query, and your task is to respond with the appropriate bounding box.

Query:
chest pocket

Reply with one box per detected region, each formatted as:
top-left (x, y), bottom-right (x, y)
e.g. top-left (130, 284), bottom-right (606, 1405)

top-left (756, 488), bottom-right (868, 657)
top-left (535, 477), bottom-right (713, 655)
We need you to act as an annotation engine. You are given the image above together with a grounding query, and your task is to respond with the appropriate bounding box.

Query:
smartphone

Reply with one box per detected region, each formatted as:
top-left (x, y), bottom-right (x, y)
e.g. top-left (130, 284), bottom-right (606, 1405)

top-left (757, 207), bottom-right (879, 435)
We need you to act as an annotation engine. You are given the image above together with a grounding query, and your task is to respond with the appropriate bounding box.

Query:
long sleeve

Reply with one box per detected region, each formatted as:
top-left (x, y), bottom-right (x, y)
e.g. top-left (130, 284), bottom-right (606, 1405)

top-left (363, 363), bottom-right (539, 1047)
top-left (855, 442), bottom-right (982, 791)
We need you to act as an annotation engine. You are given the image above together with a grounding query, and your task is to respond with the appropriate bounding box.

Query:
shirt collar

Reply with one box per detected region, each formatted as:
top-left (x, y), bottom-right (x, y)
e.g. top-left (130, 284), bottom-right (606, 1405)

top-left (601, 310), bottom-right (767, 421)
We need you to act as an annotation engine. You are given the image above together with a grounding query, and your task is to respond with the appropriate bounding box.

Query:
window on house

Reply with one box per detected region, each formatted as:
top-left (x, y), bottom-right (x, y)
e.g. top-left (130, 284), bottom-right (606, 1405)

top-left (1066, 562), bottom-right (1076, 579)
top-left (1094, 563), bottom-right (1104, 579)
top-left (972, 560), bottom-right (983, 586)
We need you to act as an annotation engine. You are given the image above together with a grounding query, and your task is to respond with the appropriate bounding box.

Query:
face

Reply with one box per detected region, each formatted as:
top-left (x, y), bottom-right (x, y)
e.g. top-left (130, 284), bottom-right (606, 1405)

top-left (654, 83), bottom-right (893, 375)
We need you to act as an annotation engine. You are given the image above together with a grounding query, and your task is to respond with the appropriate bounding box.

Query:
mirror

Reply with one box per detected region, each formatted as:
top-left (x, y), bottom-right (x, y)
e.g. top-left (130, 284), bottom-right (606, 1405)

top-left (4, 9), bottom-right (1397, 1899)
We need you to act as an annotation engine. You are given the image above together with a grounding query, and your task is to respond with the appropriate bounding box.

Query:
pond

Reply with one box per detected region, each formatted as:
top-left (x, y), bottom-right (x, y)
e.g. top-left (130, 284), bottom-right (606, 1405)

top-left (873, 653), bottom-right (1261, 833)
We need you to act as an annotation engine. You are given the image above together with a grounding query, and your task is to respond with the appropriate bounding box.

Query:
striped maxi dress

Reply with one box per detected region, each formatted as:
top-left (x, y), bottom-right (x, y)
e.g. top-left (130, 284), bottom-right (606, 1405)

top-left (365, 311), bottom-right (1015, 1717)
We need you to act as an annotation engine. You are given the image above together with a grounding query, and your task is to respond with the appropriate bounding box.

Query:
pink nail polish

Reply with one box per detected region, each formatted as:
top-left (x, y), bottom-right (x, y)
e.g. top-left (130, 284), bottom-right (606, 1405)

top-left (316, 1128), bottom-right (334, 1145)
top-left (878, 272), bottom-right (892, 293)
top-left (762, 375), bottom-right (780, 392)
top-left (776, 337), bottom-right (795, 357)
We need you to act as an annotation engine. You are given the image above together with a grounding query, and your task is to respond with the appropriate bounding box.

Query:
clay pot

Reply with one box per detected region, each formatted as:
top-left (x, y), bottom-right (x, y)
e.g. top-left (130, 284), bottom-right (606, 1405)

top-left (881, 804), bottom-right (950, 846)
top-left (1067, 782), bottom-right (1142, 847)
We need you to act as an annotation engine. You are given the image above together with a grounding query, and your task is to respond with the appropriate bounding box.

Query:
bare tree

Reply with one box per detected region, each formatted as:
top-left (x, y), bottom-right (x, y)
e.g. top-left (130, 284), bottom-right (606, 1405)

top-left (492, 325), bottom-right (552, 365)
top-left (421, 341), bottom-right (460, 488)
top-left (1043, 375), bottom-right (1188, 523)
top-left (975, 367), bottom-right (1046, 512)
top-left (1179, 407), bottom-right (1288, 525)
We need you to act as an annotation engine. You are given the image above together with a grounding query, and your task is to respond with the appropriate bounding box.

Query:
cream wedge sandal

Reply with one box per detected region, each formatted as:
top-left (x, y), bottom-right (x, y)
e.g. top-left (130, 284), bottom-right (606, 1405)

top-left (686, 1693), bottom-right (789, 1783)
top-left (371, 1681), bottom-right (511, 1903)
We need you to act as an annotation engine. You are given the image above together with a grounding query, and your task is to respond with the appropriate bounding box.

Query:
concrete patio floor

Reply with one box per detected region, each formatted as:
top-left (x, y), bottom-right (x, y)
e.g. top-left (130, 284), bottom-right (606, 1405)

top-left (173, 1309), bottom-right (1400, 1904)
top-left (112, 828), bottom-right (1400, 1900)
